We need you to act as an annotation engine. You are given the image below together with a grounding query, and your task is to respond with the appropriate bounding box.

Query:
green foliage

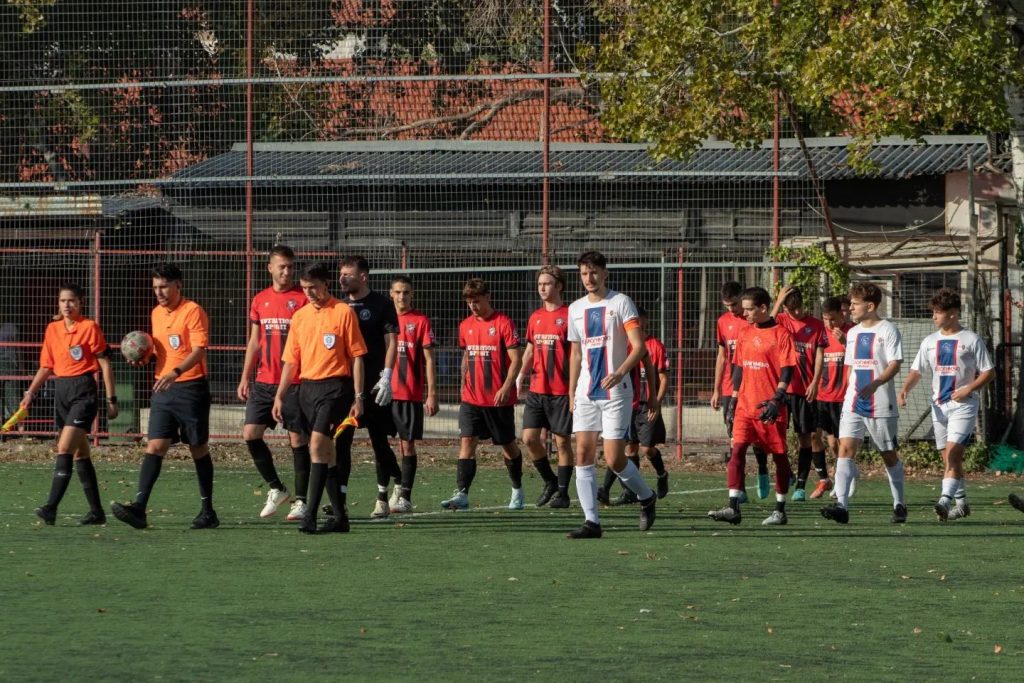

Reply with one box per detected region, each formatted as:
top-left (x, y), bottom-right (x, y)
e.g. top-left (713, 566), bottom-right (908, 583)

top-left (861, 439), bottom-right (993, 472)
top-left (765, 244), bottom-right (850, 299)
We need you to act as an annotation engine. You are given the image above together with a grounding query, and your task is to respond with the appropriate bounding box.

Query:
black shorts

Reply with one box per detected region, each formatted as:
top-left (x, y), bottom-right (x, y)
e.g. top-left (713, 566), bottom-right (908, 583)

top-left (817, 400), bottom-right (843, 438)
top-left (458, 403), bottom-right (515, 445)
top-left (392, 400), bottom-right (424, 442)
top-left (148, 378), bottom-right (211, 445)
top-left (786, 393), bottom-right (817, 434)
top-left (54, 374), bottom-right (98, 433)
top-left (631, 406), bottom-right (667, 447)
top-left (362, 394), bottom-right (397, 438)
top-left (522, 392), bottom-right (572, 437)
top-left (721, 395), bottom-right (735, 438)
top-left (298, 377), bottom-right (353, 437)
top-left (245, 382), bottom-right (302, 433)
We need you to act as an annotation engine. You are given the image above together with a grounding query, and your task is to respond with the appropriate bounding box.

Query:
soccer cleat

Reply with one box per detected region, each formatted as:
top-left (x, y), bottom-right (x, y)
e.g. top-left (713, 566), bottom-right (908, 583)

top-left (708, 506), bottom-right (742, 525)
top-left (762, 510), bottom-right (788, 526)
top-left (934, 498), bottom-right (951, 522)
top-left (737, 490), bottom-right (749, 504)
top-left (297, 515), bottom-right (318, 534)
top-left (612, 488), bottom-right (639, 506)
top-left (388, 485), bottom-right (402, 511)
top-left (371, 499), bottom-right (390, 519)
top-left (286, 500), bottom-right (307, 521)
top-left (566, 520), bottom-right (603, 539)
top-left (391, 497), bottom-right (413, 514)
top-left (34, 504), bottom-right (57, 526)
top-left (596, 488), bottom-right (611, 505)
top-left (536, 481), bottom-right (558, 507)
top-left (820, 504), bottom-right (849, 524)
top-left (948, 503), bottom-right (971, 520)
top-left (318, 514), bottom-right (350, 533)
top-left (891, 504), bottom-right (908, 524)
top-left (639, 495), bottom-right (657, 531)
top-left (1009, 492), bottom-right (1024, 514)
top-left (547, 491), bottom-right (571, 508)
top-left (508, 488), bottom-right (525, 511)
top-left (190, 509), bottom-right (220, 530)
top-left (441, 490), bottom-right (469, 510)
top-left (757, 474), bottom-right (771, 500)
top-left (810, 479), bottom-right (833, 499)
top-left (111, 501), bottom-right (148, 529)
top-left (791, 489), bottom-right (807, 502)
top-left (260, 487), bottom-right (290, 518)
top-left (78, 510), bottom-right (107, 526)
top-left (656, 472), bottom-right (669, 499)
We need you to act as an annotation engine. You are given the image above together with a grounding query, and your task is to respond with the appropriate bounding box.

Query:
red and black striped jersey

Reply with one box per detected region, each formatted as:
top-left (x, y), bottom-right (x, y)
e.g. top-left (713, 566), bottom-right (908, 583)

top-left (459, 311), bottom-right (521, 407)
top-left (392, 309), bottom-right (435, 402)
top-left (249, 286), bottom-right (307, 385)
top-left (524, 305), bottom-right (570, 396)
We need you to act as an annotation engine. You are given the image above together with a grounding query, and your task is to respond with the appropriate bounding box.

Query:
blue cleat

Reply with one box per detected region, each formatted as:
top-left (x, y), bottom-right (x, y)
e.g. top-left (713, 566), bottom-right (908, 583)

top-left (757, 474), bottom-right (771, 500)
top-left (791, 488), bottom-right (807, 502)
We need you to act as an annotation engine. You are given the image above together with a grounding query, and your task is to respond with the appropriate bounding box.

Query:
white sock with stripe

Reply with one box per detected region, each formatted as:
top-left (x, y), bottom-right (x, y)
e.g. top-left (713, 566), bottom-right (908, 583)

top-left (574, 465), bottom-right (600, 524)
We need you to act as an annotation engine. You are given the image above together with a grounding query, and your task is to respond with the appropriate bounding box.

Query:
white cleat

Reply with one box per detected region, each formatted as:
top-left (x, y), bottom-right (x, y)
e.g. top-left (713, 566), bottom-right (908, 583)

top-left (260, 488), bottom-right (291, 518)
top-left (441, 490), bottom-right (469, 510)
top-left (947, 503), bottom-right (971, 520)
top-left (388, 485), bottom-right (402, 510)
top-left (371, 499), bottom-right (390, 519)
top-left (391, 497), bottom-right (413, 514)
top-left (508, 488), bottom-right (525, 510)
top-left (762, 510), bottom-right (788, 526)
top-left (285, 500), bottom-right (307, 521)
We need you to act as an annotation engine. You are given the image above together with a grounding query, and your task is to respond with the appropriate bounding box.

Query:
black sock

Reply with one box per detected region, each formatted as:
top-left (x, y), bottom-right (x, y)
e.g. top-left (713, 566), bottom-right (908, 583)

top-left (729, 495), bottom-right (740, 511)
top-left (194, 455), bottom-right (214, 513)
top-left (531, 456), bottom-right (557, 484)
top-left (456, 459), bottom-right (477, 493)
top-left (812, 450), bottom-right (829, 480)
top-left (45, 453), bottom-right (74, 508)
top-left (505, 451), bottom-right (524, 489)
top-left (291, 445), bottom-right (311, 503)
top-left (75, 458), bottom-right (103, 514)
top-left (557, 465), bottom-right (572, 495)
top-left (334, 442), bottom-right (352, 488)
top-left (648, 448), bottom-right (666, 476)
top-left (754, 448), bottom-right (769, 475)
top-left (246, 439), bottom-right (284, 490)
top-left (325, 470), bottom-right (346, 522)
top-left (325, 466), bottom-right (347, 510)
top-left (400, 455), bottom-right (417, 500)
top-left (307, 463), bottom-right (328, 519)
top-left (371, 429), bottom-right (402, 484)
top-left (601, 467), bottom-right (617, 493)
top-left (776, 500), bottom-right (786, 513)
top-left (135, 453), bottom-right (163, 506)
top-left (627, 454), bottom-right (641, 468)
top-left (796, 447), bottom-right (812, 488)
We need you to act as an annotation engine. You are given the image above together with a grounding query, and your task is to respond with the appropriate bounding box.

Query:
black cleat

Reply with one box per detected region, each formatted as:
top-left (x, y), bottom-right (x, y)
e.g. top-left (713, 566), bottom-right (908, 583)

top-left (35, 504), bottom-right (57, 526)
top-left (820, 504), bottom-right (849, 524)
top-left (111, 501), bottom-right (148, 529)
top-left (547, 491), bottom-right (571, 508)
top-left (321, 504), bottom-right (334, 517)
top-left (318, 514), bottom-right (350, 533)
top-left (190, 509), bottom-right (220, 530)
top-left (297, 515), bottom-right (318, 534)
top-left (656, 472), bottom-right (669, 499)
top-left (639, 495), bottom-right (656, 531)
top-left (1008, 492), bottom-right (1024, 514)
top-left (536, 481), bottom-right (558, 507)
top-left (566, 521), bottom-right (603, 539)
top-left (612, 488), bottom-right (639, 506)
top-left (708, 506), bottom-right (742, 525)
top-left (891, 504), bottom-right (908, 524)
top-left (596, 488), bottom-right (610, 505)
top-left (78, 510), bottom-right (106, 526)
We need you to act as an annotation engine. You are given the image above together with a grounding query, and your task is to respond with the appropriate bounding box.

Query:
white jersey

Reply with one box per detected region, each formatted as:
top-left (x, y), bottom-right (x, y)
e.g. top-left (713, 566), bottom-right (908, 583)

top-left (843, 319), bottom-right (903, 418)
top-left (568, 290), bottom-right (639, 401)
top-left (911, 329), bottom-right (993, 406)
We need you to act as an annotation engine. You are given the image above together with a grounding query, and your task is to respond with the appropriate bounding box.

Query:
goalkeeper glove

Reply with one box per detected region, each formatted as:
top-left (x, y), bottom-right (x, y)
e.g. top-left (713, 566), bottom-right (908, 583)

top-left (758, 390), bottom-right (787, 424)
top-left (372, 368), bottom-right (393, 406)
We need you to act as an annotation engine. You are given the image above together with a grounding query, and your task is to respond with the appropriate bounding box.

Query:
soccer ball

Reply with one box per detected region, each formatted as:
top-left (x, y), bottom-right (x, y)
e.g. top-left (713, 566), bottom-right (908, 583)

top-left (120, 330), bottom-right (153, 363)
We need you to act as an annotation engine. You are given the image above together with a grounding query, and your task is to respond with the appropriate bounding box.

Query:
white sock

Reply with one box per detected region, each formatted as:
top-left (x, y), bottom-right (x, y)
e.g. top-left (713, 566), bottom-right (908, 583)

top-left (886, 460), bottom-right (905, 507)
top-left (954, 479), bottom-right (967, 508)
top-left (728, 488), bottom-right (743, 499)
top-left (940, 477), bottom-right (957, 502)
top-left (575, 465), bottom-right (600, 524)
top-left (834, 458), bottom-right (854, 509)
top-left (616, 460), bottom-right (654, 500)
top-left (776, 492), bottom-right (786, 503)
top-left (377, 484), bottom-right (387, 494)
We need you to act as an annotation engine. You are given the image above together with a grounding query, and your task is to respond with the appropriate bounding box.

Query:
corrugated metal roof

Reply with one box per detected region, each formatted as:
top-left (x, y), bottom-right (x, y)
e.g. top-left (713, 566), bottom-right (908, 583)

top-left (166, 136), bottom-right (991, 188)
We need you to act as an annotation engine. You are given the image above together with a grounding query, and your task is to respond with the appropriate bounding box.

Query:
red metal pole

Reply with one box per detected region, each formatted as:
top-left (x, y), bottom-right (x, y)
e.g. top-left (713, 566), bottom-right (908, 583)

top-left (1004, 290), bottom-right (1013, 416)
top-left (400, 243), bottom-right (409, 270)
top-left (771, 0), bottom-right (781, 285)
top-left (92, 230), bottom-right (101, 445)
top-left (541, 0), bottom-right (551, 266)
top-left (674, 248), bottom-right (685, 460)
top-left (245, 0), bottom-right (255, 301)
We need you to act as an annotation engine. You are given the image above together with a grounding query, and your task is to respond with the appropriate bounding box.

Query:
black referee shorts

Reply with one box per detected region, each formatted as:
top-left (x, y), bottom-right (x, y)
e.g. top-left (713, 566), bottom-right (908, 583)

top-left (458, 403), bottom-right (516, 446)
top-left (245, 382), bottom-right (302, 433)
top-left (522, 392), bottom-right (572, 437)
top-left (298, 377), bottom-right (353, 437)
top-left (54, 374), bottom-right (98, 433)
top-left (148, 378), bottom-right (211, 445)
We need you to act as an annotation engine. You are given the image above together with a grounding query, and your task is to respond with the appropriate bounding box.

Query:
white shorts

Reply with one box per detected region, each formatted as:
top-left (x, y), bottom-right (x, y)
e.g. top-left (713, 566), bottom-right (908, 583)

top-left (931, 400), bottom-right (977, 449)
top-left (573, 394), bottom-right (632, 441)
top-left (839, 410), bottom-right (898, 452)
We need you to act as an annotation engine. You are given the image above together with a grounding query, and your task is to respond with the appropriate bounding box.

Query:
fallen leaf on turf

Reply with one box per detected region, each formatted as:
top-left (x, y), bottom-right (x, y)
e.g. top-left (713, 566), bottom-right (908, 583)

top-left (508, 577), bottom-right (518, 582)
top-left (617, 550), bottom-right (629, 555)
top-left (264, 653), bottom-right (278, 657)
top-left (994, 644), bottom-right (1002, 654)
top-left (901, 575), bottom-right (910, 580)
top-left (97, 608), bottom-right (106, 613)
top-left (767, 627), bottom-right (774, 635)
top-left (940, 575), bottom-right (946, 581)
top-left (639, 609), bottom-right (651, 614)
top-left (913, 627), bottom-right (922, 634)
top-left (394, 523), bottom-right (406, 528)
top-left (360, 628), bottom-right (366, 634)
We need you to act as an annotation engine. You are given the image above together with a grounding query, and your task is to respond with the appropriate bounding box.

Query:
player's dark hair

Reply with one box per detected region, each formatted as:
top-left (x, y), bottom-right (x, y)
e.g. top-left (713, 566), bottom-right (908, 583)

top-left (783, 286), bottom-right (803, 309)
top-left (840, 295), bottom-right (851, 307)
top-left (462, 278), bottom-right (489, 298)
top-left (151, 263), bottom-right (183, 283)
top-left (849, 282), bottom-right (882, 306)
top-left (720, 281), bottom-right (742, 300)
top-left (391, 274), bottom-right (413, 288)
top-left (636, 304), bottom-right (649, 318)
top-left (58, 282), bottom-right (86, 301)
top-left (537, 265), bottom-right (566, 290)
top-left (930, 287), bottom-right (961, 312)
top-left (270, 244), bottom-right (295, 260)
top-left (576, 250), bottom-right (607, 270)
top-left (822, 296), bottom-right (843, 314)
top-left (741, 286), bottom-right (772, 309)
top-left (339, 255), bottom-right (369, 273)
top-left (299, 262), bottom-right (331, 283)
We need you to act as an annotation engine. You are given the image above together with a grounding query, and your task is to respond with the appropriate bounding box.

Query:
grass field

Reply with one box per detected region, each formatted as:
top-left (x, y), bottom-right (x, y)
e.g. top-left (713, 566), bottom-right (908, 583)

top-left (2, 457), bottom-right (1023, 682)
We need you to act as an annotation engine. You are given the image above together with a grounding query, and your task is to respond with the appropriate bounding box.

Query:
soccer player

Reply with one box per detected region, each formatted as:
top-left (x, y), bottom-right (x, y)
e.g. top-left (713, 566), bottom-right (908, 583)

top-left (770, 285), bottom-right (828, 501)
top-left (517, 265), bottom-right (574, 509)
top-left (813, 296), bottom-right (851, 498)
top-left (112, 264), bottom-right (217, 530)
top-left (333, 255), bottom-right (402, 520)
top-left (387, 275), bottom-right (438, 513)
top-left (708, 287), bottom-right (796, 526)
top-left (600, 306), bottom-right (669, 504)
top-left (274, 263), bottom-right (366, 534)
top-left (898, 288), bottom-right (994, 521)
top-left (237, 245), bottom-right (311, 521)
top-left (22, 284), bottom-right (117, 525)
top-left (441, 278), bottom-right (525, 510)
top-left (565, 251), bottom-right (658, 539)
top-left (820, 282), bottom-right (907, 525)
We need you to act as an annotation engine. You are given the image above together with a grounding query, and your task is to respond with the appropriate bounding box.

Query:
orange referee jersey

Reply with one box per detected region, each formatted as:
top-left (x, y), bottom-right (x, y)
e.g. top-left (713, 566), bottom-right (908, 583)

top-left (282, 296), bottom-right (367, 380)
top-left (39, 316), bottom-right (107, 377)
top-left (152, 298), bottom-right (209, 381)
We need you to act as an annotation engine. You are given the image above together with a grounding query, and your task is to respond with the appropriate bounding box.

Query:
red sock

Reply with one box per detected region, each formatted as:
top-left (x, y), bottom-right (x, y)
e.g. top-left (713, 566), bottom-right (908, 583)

top-left (727, 443), bottom-right (749, 491)
top-left (773, 453), bottom-right (792, 494)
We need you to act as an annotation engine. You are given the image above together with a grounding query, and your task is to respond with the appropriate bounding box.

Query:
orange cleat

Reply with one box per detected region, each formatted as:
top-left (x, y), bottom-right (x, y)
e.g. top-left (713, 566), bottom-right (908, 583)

top-left (809, 479), bottom-right (833, 499)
